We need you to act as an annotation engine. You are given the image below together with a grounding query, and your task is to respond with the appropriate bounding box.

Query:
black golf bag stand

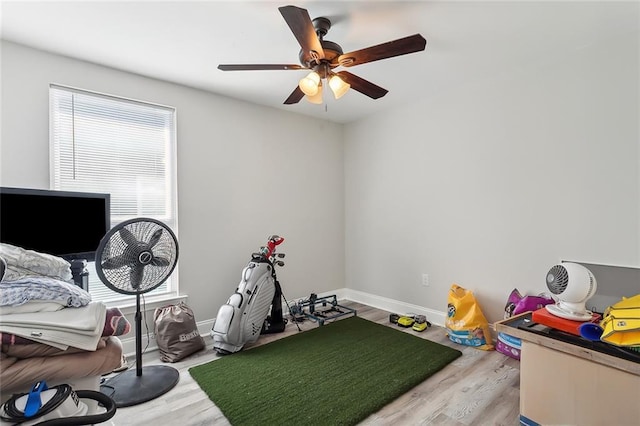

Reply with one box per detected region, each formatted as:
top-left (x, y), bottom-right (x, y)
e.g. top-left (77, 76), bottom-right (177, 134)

top-left (211, 235), bottom-right (288, 354)
top-left (262, 279), bottom-right (286, 334)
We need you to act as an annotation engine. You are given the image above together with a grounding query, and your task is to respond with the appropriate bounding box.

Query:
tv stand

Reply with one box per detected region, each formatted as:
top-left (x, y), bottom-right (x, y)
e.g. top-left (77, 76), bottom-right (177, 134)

top-left (70, 259), bottom-right (89, 291)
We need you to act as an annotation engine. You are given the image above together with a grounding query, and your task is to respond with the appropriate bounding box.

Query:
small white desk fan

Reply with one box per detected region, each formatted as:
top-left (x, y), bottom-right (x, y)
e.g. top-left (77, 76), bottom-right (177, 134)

top-left (545, 262), bottom-right (597, 321)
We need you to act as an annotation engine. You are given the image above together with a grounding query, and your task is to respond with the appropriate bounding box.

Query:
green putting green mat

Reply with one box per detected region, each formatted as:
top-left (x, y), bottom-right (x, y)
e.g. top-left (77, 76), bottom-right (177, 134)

top-left (189, 316), bottom-right (462, 425)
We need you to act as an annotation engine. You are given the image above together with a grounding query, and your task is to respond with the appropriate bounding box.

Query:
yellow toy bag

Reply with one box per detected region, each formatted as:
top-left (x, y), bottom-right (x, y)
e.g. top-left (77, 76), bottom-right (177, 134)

top-left (600, 294), bottom-right (640, 348)
top-left (445, 284), bottom-right (494, 350)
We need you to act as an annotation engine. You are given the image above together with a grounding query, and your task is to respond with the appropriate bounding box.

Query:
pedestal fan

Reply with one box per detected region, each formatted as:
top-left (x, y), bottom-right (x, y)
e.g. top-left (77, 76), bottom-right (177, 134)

top-left (97, 217), bottom-right (179, 407)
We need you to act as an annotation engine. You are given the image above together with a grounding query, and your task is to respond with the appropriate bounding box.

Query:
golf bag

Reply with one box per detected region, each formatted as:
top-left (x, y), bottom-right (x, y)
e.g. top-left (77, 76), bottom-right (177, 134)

top-left (211, 236), bottom-right (286, 354)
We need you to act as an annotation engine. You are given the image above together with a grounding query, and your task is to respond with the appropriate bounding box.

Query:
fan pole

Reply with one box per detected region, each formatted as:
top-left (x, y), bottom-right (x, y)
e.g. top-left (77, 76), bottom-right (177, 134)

top-left (135, 293), bottom-right (143, 377)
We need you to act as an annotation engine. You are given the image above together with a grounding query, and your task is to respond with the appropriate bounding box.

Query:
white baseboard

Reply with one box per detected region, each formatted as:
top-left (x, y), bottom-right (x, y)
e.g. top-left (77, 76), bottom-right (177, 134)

top-left (340, 288), bottom-right (447, 327)
top-left (119, 334), bottom-right (158, 358)
top-left (121, 289), bottom-right (447, 357)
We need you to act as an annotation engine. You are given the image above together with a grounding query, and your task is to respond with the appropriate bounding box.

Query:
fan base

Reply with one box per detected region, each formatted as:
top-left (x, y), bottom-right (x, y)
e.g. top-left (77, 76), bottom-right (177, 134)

top-left (101, 365), bottom-right (179, 407)
top-left (545, 303), bottom-right (594, 321)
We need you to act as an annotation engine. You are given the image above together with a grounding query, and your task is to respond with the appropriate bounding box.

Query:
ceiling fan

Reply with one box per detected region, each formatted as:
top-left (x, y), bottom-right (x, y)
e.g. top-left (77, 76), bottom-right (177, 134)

top-left (218, 5), bottom-right (427, 105)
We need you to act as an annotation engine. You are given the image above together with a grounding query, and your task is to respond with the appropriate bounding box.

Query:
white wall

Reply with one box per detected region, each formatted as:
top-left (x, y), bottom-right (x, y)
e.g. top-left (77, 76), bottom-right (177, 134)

top-left (2, 20), bottom-right (638, 333)
top-left (0, 41), bottom-right (345, 330)
top-left (344, 26), bottom-right (639, 324)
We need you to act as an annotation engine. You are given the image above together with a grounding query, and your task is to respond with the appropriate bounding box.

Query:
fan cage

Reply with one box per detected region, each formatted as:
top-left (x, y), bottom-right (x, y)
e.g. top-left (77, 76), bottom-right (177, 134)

top-left (546, 264), bottom-right (569, 295)
top-left (96, 218), bottom-right (178, 295)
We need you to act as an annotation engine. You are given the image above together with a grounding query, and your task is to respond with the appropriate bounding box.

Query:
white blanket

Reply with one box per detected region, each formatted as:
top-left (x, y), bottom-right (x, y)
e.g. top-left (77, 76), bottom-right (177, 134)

top-left (0, 302), bottom-right (106, 351)
top-left (0, 243), bottom-right (73, 282)
top-left (0, 276), bottom-right (91, 307)
top-left (0, 301), bottom-right (65, 316)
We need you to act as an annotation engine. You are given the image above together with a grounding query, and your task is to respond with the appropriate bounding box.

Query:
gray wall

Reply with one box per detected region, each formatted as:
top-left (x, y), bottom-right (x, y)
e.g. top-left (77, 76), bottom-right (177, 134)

top-left (0, 41), bottom-right (345, 328)
top-left (344, 24), bottom-right (639, 323)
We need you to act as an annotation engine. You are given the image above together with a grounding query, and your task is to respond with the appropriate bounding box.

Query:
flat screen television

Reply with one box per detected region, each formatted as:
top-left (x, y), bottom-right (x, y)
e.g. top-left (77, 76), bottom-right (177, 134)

top-left (0, 187), bottom-right (110, 262)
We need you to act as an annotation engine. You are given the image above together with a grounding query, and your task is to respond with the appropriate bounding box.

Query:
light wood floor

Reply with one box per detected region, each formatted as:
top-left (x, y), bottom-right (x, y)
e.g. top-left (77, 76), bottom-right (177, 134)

top-left (105, 301), bottom-right (521, 425)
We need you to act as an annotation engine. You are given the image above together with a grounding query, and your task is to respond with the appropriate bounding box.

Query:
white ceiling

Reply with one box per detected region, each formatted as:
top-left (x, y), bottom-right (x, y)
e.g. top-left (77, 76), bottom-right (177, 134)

top-left (1, 1), bottom-right (638, 124)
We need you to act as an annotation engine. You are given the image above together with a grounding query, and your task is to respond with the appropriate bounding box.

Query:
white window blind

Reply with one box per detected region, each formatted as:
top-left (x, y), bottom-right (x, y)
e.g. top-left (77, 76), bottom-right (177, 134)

top-left (50, 84), bottom-right (178, 302)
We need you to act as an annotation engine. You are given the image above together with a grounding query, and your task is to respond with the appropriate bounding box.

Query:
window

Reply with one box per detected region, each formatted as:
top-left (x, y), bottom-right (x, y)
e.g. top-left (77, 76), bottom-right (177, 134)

top-left (49, 84), bottom-right (178, 302)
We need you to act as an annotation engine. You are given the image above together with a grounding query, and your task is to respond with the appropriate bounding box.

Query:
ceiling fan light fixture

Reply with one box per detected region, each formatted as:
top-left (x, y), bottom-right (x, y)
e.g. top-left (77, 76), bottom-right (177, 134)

top-left (218, 6), bottom-right (426, 106)
top-left (298, 71), bottom-right (321, 96)
top-left (329, 74), bottom-right (350, 99)
top-left (306, 81), bottom-right (323, 104)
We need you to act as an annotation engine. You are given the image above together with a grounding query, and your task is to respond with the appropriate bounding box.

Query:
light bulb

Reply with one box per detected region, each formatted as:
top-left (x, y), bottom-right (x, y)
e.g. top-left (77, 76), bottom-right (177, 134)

top-left (298, 72), bottom-right (320, 96)
top-left (306, 82), bottom-right (323, 104)
top-left (329, 75), bottom-right (350, 99)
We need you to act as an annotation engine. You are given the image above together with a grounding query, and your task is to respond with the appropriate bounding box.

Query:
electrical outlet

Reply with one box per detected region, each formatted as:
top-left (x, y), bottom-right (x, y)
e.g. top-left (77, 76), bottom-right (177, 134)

top-left (422, 273), bottom-right (429, 287)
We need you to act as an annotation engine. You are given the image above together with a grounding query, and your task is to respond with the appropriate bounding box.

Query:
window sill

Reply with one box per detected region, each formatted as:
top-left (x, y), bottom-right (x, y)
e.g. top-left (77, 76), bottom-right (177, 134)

top-left (104, 293), bottom-right (187, 316)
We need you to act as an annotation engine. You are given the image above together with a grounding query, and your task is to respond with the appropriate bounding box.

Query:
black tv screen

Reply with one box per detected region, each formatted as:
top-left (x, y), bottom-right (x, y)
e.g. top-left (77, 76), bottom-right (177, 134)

top-left (0, 187), bottom-right (110, 262)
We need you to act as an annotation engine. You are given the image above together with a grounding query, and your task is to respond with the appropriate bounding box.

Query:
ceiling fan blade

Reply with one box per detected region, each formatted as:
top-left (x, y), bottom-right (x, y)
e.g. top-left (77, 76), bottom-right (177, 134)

top-left (336, 71), bottom-right (388, 99)
top-left (218, 64), bottom-right (306, 71)
top-left (278, 5), bottom-right (325, 61)
top-left (283, 86), bottom-right (305, 105)
top-left (337, 34), bottom-right (426, 67)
